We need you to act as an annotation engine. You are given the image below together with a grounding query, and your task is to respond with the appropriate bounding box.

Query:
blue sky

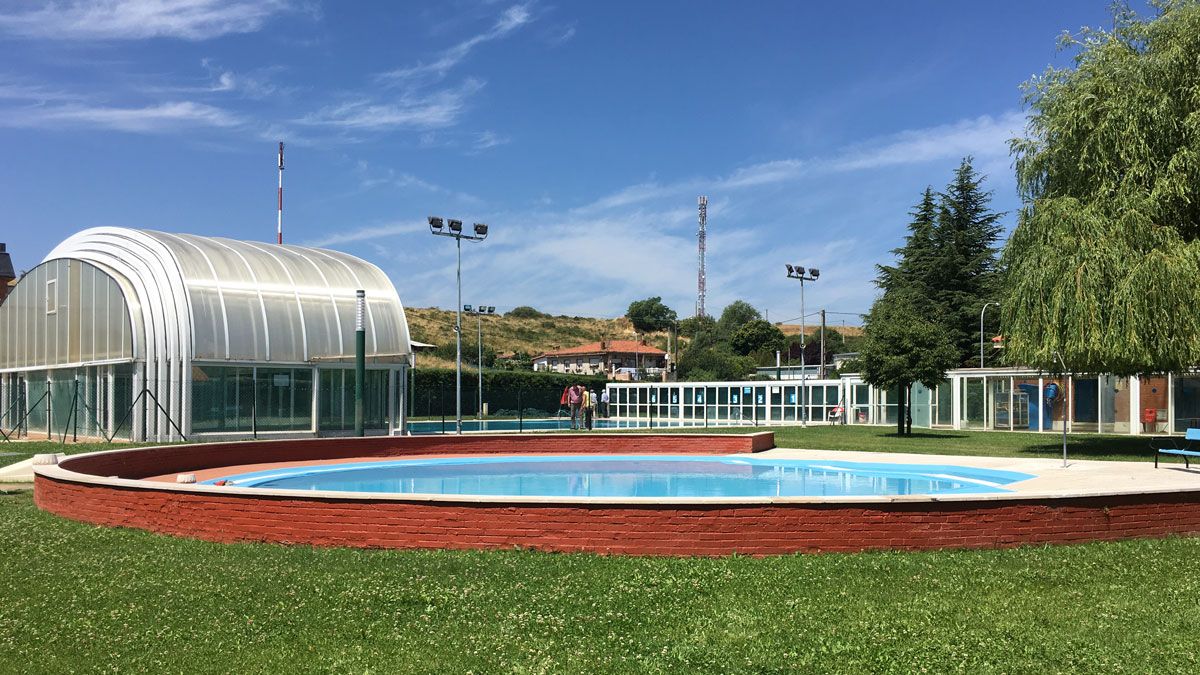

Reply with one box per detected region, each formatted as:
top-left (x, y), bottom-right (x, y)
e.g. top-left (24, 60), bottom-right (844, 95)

top-left (0, 1), bottom-right (1130, 322)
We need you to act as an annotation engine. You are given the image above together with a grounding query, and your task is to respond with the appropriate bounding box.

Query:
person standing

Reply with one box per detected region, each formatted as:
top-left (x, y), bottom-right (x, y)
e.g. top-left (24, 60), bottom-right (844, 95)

top-left (567, 383), bottom-right (583, 430)
top-left (584, 389), bottom-right (595, 430)
top-left (600, 388), bottom-right (610, 418)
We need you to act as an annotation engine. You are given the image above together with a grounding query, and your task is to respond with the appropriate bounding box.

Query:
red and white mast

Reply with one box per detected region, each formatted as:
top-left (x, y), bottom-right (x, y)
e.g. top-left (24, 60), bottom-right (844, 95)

top-left (277, 141), bottom-right (285, 245)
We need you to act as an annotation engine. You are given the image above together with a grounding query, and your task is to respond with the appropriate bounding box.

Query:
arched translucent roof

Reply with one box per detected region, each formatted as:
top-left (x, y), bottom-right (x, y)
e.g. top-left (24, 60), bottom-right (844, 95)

top-left (44, 227), bottom-right (411, 364)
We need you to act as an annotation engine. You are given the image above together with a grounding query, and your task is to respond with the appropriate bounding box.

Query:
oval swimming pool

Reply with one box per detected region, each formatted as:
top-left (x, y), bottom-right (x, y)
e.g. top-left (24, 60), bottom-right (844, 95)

top-left (204, 454), bottom-right (1035, 498)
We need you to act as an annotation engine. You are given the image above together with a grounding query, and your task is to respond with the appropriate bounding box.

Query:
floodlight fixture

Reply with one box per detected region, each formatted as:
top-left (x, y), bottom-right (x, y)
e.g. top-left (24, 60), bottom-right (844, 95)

top-left (428, 216), bottom-right (444, 230)
top-left (487, 306), bottom-right (495, 314)
top-left (473, 223), bottom-right (488, 237)
top-left (448, 219), bottom-right (463, 233)
top-left (810, 268), bottom-right (820, 279)
top-left (464, 304), bottom-right (473, 312)
top-left (786, 264), bottom-right (794, 275)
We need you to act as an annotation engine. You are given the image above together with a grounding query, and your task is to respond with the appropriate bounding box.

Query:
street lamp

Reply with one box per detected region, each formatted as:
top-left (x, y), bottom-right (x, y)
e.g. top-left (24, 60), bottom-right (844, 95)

top-left (466, 304), bottom-right (495, 419)
top-left (430, 216), bottom-right (489, 434)
top-left (785, 265), bottom-right (820, 425)
top-left (980, 302), bottom-right (1000, 367)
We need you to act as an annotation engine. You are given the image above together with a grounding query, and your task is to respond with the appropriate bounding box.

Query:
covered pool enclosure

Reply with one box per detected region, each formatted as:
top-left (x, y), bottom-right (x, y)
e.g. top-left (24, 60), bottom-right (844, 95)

top-left (0, 227), bottom-right (412, 442)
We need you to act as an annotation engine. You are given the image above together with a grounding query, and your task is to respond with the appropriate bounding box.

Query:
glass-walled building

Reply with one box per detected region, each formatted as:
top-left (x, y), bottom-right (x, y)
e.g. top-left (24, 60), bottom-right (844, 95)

top-left (607, 368), bottom-right (1190, 436)
top-left (0, 227), bottom-right (412, 442)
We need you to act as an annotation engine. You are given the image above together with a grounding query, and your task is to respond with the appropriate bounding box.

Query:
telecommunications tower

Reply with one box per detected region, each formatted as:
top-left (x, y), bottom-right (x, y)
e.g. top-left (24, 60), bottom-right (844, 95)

top-left (696, 195), bottom-right (708, 317)
top-left (276, 141), bottom-right (285, 245)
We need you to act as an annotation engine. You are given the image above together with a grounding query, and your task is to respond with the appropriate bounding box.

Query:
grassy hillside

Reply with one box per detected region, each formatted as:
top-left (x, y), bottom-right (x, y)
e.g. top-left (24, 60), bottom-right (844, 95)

top-left (406, 307), bottom-right (667, 358)
top-left (404, 307), bottom-right (863, 370)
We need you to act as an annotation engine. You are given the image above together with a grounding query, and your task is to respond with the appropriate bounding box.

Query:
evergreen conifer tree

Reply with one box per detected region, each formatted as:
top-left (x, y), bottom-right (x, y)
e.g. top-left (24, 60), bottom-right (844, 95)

top-left (933, 158), bottom-right (1003, 365)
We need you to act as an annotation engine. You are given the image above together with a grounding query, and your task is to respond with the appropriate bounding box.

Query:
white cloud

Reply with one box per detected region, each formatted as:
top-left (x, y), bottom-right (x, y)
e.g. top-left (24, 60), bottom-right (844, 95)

top-left (830, 111), bottom-right (1026, 172)
top-left (471, 130), bottom-right (510, 152)
top-left (0, 0), bottom-right (296, 41)
top-left (379, 3), bottom-right (534, 84)
top-left (575, 160), bottom-right (805, 213)
top-left (298, 79), bottom-right (484, 131)
top-left (304, 221), bottom-right (427, 248)
top-left (547, 23), bottom-right (576, 46)
top-left (0, 100), bottom-right (240, 132)
top-left (574, 112), bottom-right (1022, 214)
top-left (354, 160), bottom-right (482, 204)
top-left (0, 78), bottom-right (78, 102)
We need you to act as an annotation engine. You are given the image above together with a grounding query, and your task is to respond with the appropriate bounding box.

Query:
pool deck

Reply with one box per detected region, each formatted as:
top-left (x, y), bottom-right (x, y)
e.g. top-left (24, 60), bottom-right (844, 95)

top-left (141, 447), bottom-right (1200, 502)
top-left (759, 448), bottom-right (1200, 500)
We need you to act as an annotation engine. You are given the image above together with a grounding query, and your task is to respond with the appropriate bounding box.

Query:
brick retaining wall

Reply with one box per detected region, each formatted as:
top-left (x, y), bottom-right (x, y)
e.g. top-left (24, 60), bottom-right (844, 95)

top-left (33, 433), bottom-right (1200, 555)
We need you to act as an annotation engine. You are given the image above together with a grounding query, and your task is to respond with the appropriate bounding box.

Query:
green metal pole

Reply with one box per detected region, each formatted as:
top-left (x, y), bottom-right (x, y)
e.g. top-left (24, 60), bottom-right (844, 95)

top-left (355, 289), bottom-right (366, 437)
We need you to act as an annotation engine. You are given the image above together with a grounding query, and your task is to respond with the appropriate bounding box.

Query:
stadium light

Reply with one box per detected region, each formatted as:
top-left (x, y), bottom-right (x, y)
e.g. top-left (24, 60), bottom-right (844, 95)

top-left (429, 216), bottom-right (492, 434)
top-left (785, 264), bottom-right (821, 425)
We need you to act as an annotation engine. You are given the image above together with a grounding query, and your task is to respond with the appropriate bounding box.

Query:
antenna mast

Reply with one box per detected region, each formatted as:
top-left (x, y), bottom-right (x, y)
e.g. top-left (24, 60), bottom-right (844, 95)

top-left (696, 195), bottom-right (708, 317)
top-left (277, 141), bottom-right (285, 245)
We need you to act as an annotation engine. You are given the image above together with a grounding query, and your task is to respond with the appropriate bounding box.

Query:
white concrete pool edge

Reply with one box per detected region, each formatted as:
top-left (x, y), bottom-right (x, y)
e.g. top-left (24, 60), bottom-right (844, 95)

top-left (34, 446), bottom-right (1200, 505)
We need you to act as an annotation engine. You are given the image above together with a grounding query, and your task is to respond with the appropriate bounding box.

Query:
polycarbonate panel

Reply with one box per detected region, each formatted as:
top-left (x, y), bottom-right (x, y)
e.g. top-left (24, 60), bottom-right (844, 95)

top-left (0, 259), bottom-right (134, 370)
top-left (139, 230), bottom-right (410, 363)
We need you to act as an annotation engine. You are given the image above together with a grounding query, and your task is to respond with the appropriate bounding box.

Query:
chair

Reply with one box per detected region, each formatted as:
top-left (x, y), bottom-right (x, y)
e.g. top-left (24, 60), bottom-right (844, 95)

top-left (1153, 428), bottom-right (1200, 468)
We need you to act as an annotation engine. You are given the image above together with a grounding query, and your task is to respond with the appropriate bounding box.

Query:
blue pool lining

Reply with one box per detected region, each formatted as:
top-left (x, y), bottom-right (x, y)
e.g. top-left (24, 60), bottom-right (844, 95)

top-left (201, 454), bottom-right (1036, 490)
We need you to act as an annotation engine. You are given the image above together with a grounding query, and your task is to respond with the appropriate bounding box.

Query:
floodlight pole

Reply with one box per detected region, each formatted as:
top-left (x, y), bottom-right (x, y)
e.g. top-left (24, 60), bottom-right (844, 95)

top-left (980, 302), bottom-right (1000, 367)
top-left (786, 265), bottom-right (820, 426)
top-left (477, 308), bottom-right (482, 419)
top-left (455, 236), bottom-right (463, 433)
top-left (429, 217), bottom-right (489, 435)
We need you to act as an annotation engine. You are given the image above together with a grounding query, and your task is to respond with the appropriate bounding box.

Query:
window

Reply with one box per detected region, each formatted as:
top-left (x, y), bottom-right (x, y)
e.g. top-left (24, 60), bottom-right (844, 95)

top-left (45, 279), bottom-right (57, 315)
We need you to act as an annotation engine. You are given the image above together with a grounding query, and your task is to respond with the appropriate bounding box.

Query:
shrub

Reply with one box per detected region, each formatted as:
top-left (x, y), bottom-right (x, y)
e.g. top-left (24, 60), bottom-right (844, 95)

top-left (506, 306), bottom-right (547, 319)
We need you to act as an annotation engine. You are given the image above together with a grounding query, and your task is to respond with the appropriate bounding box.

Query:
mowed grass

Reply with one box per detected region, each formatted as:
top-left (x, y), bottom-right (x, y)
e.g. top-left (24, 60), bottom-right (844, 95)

top-left (0, 491), bottom-right (1197, 673)
top-left (0, 441), bottom-right (144, 470)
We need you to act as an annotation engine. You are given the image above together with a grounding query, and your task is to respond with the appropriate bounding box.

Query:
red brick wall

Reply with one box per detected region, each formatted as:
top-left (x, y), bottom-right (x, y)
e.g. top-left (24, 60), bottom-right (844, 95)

top-left (34, 432), bottom-right (1200, 555)
top-left (58, 432), bottom-right (776, 480)
top-left (34, 475), bottom-right (1200, 555)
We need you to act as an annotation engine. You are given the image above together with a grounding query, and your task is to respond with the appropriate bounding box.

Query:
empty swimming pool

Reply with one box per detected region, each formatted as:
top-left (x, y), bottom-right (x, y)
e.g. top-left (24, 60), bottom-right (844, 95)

top-left (204, 455), bottom-right (1035, 498)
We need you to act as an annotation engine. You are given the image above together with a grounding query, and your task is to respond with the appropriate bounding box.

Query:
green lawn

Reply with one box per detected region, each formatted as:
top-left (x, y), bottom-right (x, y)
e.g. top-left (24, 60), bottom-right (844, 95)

top-left (0, 441), bottom-right (142, 469)
top-left (0, 426), bottom-right (1192, 671)
top-left (0, 491), bottom-right (1196, 673)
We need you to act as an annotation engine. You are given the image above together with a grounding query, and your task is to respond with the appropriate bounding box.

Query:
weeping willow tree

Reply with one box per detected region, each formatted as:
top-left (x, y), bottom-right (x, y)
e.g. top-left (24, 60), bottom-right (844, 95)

top-left (1004, 0), bottom-right (1200, 375)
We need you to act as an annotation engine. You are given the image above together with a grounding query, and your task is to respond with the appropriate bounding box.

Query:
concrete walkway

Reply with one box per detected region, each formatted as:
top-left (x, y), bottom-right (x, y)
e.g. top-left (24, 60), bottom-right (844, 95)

top-left (758, 447), bottom-right (1200, 500)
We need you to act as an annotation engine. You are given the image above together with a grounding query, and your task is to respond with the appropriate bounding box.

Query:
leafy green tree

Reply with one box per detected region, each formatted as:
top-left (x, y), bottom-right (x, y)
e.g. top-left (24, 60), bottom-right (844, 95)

top-left (1003, 1), bottom-right (1200, 375)
top-left (678, 314), bottom-right (717, 339)
top-left (731, 319), bottom-right (786, 356)
top-left (626, 297), bottom-right (678, 333)
top-left (858, 296), bottom-right (959, 435)
top-left (717, 301), bottom-right (761, 337)
top-left (677, 345), bottom-right (756, 382)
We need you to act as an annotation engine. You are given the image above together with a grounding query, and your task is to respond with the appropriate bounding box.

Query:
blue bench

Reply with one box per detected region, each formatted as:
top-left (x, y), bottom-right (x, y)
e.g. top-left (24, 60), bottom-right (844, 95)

top-left (1155, 428), bottom-right (1200, 468)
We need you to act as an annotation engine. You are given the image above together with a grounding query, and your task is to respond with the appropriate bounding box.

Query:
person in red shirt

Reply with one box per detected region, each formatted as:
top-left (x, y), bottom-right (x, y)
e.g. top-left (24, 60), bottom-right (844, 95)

top-left (567, 384), bottom-right (583, 430)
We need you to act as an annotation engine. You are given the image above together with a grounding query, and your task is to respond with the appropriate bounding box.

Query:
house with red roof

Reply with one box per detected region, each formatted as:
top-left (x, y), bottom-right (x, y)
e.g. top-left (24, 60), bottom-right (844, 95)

top-left (532, 340), bottom-right (668, 379)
